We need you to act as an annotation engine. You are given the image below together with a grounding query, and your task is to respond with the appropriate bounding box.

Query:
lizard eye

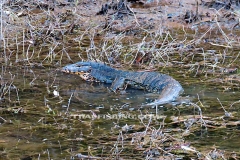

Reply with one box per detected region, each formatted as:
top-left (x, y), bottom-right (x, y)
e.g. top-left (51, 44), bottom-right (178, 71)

top-left (76, 64), bottom-right (82, 67)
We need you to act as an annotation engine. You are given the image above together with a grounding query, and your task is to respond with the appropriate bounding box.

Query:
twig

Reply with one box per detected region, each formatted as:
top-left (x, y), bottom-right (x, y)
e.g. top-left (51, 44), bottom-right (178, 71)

top-left (66, 92), bottom-right (73, 114)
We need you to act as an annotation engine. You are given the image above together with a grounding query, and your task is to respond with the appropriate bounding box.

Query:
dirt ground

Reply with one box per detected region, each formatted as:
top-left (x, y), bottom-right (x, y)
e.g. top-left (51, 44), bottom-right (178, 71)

top-left (2, 0), bottom-right (240, 65)
top-left (2, 0), bottom-right (240, 43)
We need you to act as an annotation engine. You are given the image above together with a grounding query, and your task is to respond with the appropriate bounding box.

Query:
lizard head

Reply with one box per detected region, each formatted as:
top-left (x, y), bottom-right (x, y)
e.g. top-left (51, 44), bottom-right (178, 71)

top-left (61, 62), bottom-right (95, 81)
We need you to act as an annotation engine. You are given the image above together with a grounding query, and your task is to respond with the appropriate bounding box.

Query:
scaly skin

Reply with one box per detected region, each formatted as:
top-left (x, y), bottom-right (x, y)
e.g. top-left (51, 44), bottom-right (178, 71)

top-left (62, 61), bottom-right (183, 105)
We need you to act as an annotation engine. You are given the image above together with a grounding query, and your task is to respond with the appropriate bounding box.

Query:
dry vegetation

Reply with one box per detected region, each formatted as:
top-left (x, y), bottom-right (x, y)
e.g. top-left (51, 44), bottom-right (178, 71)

top-left (0, 0), bottom-right (240, 159)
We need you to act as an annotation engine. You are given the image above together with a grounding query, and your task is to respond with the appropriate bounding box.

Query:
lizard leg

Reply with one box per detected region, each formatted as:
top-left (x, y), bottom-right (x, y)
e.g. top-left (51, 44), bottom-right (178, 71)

top-left (110, 77), bottom-right (127, 93)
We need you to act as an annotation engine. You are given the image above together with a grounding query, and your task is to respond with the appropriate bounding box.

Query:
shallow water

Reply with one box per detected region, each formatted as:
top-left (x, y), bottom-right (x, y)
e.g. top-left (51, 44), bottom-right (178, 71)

top-left (1, 0), bottom-right (240, 158)
top-left (0, 62), bottom-right (239, 159)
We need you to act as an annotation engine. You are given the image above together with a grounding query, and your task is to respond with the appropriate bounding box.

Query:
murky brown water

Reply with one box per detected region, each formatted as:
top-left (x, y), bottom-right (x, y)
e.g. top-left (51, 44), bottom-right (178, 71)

top-left (1, 0), bottom-right (240, 159)
top-left (1, 58), bottom-right (240, 159)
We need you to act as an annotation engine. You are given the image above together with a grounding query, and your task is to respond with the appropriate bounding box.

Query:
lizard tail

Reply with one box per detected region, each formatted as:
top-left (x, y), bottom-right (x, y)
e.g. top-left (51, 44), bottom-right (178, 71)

top-left (145, 81), bottom-right (183, 106)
